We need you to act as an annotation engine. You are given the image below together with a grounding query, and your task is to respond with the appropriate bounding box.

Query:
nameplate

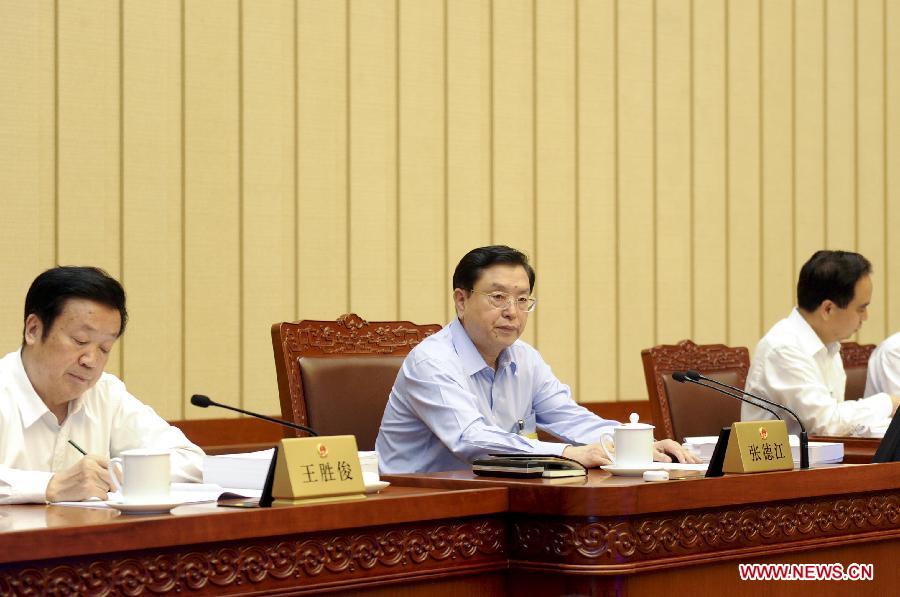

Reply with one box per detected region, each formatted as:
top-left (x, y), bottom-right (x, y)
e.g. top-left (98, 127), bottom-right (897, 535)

top-left (723, 420), bottom-right (793, 473)
top-left (270, 436), bottom-right (366, 504)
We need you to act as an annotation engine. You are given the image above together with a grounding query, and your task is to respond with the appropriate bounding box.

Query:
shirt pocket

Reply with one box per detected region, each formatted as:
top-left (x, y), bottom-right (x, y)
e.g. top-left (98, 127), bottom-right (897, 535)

top-left (518, 411), bottom-right (538, 440)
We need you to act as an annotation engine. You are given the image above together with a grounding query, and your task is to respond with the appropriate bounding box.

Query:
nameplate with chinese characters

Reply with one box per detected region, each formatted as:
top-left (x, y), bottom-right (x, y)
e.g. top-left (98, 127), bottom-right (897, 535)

top-left (271, 436), bottom-right (366, 505)
top-left (723, 420), bottom-right (793, 473)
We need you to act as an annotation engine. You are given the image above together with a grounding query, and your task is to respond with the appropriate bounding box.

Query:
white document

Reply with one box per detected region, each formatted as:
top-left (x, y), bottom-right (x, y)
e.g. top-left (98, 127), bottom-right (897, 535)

top-left (54, 483), bottom-right (261, 509)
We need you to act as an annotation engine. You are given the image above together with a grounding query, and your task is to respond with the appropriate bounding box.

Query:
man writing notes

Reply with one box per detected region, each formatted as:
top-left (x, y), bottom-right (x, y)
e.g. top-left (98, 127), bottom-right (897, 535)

top-left (742, 251), bottom-right (900, 436)
top-left (376, 245), bottom-right (698, 473)
top-left (0, 267), bottom-right (203, 504)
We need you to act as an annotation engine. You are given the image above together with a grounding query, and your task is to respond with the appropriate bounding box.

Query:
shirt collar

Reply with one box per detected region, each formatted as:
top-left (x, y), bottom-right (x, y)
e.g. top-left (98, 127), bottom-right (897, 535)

top-left (448, 318), bottom-right (518, 376)
top-left (11, 349), bottom-right (83, 428)
top-left (788, 307), bottom-right (840, 357)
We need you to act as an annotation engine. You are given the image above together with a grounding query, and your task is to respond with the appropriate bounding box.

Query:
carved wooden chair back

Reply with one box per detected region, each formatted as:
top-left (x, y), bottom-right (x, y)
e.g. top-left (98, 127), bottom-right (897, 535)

top-left (271, 313), bottom-right (442, 450)
top-left (840, 341), bottom-right (876, 401)
top-left (641, 340), bottom-right (751, 442)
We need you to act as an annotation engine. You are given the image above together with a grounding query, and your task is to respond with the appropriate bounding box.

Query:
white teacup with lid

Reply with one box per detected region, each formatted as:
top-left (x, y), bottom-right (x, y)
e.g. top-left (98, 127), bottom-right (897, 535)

top-left (599, 413), bottom-right (655, 467)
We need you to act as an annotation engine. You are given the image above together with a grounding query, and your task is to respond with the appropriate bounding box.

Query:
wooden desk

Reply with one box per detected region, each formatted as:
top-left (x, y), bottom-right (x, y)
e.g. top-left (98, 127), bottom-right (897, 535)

top-left (5, 464), bottom-right (900, 596)
top-left (0, 486), bottom-right (508, 596)
top-left (387, 463), bottom-right (900, 596)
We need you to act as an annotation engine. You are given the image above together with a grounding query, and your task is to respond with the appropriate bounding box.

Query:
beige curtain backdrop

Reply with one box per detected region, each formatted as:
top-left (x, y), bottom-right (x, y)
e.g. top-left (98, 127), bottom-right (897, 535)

top-left (2, 0), bottom-right (898, 420)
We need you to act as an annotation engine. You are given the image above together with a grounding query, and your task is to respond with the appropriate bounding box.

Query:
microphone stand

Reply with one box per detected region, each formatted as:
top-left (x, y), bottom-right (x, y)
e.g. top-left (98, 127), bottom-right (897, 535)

top-left (190, 394), bottom-right (318, 436)
top-left (685, 371), bottom-right (809, 469)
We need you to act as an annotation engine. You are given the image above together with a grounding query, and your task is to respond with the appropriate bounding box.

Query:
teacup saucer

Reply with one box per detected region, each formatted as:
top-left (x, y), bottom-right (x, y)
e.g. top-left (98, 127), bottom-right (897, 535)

top-left (600, 464), bottom-right (665, 477)
top-left (364, 480), bottom-right (390, 494)
top-left (601, 463), bottom-right (708, 477)
top-left (108, 498), bottom-right (184, 514)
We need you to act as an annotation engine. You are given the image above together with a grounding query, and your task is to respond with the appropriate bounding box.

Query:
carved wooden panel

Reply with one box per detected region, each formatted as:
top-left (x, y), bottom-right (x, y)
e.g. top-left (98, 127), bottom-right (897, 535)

top-left (510, 490), bottom-right (900, 567)
top-left (840, 341), bottom-right (876, 369)
top-left (640, 340), bottom-right (750, 440)
top-left (0, 518), bottom-right (505, 596)
top-left (271, 313), bottom-right (442, 430)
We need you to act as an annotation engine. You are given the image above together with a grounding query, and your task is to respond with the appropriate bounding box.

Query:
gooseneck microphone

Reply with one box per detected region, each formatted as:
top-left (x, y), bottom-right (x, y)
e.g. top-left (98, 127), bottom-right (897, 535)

top-left (190, 394), bottom-right (318, 437)
top-left (672, 372), bottom-right (782, 421)
top-left (683, 370), bottom-right (809, 469)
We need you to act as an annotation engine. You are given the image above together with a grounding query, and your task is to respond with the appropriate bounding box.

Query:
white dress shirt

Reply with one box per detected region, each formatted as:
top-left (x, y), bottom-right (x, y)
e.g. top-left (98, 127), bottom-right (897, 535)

top-left (742, 308), bottom-right (893, 436)
top-left (376, 318), bottom-right (617, 474)
top-left (0, 350), bottom-right (204, 504)
top-left (865, 332), bottom-right (900, 397)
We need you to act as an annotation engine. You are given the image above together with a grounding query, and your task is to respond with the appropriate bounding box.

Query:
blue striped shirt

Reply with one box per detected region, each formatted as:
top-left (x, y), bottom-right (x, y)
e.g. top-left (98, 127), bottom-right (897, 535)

top-left (376, 318), bottom-right (618, 473)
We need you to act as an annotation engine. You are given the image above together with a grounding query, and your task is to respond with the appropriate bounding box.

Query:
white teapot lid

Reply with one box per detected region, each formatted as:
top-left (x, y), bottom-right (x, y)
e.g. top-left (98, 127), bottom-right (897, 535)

top-left (618, 412), bottom-right (654, 429)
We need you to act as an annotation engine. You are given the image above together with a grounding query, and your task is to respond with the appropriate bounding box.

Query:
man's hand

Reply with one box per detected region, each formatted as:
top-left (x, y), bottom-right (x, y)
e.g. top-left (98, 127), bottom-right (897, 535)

top-left (890, 395), bottom-right (900, 417)
top-left (561, 444), bottom-right (613, 467)
top-left (563, 438), bottom-right (701, 468)
top-left (45, 455), bottom-right (119, 502)
top-left (653, 439), bottom-right (702, 464)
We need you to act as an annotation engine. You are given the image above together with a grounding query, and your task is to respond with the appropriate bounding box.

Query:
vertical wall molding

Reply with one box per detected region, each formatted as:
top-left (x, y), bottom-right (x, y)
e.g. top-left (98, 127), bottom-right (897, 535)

top-left (1, 0), bottom-right (896, 410)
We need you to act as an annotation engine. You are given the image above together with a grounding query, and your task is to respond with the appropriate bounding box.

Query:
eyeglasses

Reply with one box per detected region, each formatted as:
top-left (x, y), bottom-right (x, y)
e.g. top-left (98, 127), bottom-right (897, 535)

top-left (469, 289), bottom-right (538, 312)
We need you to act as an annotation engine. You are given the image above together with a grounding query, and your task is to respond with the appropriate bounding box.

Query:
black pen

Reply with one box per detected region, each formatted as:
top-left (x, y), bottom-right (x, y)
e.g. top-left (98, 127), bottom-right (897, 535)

top-left (67, 439), bottom-right (87, 456)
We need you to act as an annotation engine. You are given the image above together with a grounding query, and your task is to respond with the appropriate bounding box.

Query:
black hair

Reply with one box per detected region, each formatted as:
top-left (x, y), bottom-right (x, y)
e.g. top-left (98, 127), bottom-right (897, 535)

top-left (452, 245), bottom-right (536, 292)
top-left (23, 266), bottom-right (128, 340)
top-left (797, 250), bottom-right (872, 312)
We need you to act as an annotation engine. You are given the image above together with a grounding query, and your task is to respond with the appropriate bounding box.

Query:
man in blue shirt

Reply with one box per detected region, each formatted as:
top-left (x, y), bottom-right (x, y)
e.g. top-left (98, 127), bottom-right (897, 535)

top-left (376, 245), bottom-right (697, 473)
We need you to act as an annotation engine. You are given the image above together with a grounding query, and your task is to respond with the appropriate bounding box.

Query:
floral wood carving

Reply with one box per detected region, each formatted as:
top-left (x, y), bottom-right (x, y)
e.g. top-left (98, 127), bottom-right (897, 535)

top-left (511, 491), bottom-right (900, 566)
top-left (643, 340), bottom-right (749, 374)
top-left (840, 341), bottom-right (876, 369)
top-left (641, 340), bottom-right (750, 441)
top-left (0, 519), bottom-right (505, 596)
top-left (271, 314), bottom-right (442, 429)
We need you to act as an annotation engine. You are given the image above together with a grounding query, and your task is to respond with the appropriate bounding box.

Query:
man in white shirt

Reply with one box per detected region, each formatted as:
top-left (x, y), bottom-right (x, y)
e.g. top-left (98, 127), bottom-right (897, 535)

top-left (0, 266), bottom-right (203, 504)
top-left (743, 250), bottom-right (900, 436)
top-left (865, 332), bottom-right (900, 397)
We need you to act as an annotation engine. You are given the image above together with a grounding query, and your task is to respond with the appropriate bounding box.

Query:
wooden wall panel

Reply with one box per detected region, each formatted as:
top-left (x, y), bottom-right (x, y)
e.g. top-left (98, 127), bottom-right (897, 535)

top-left (492, 0), bottom-right (535, 346)
top-left (576, 0), bottom-right (617, 402)
top-left (856, 0), bottom-right (886, 343)
top-left (348, 0), bottom-right (397, 320)
top-left (655, 0), bottom-right (692, 344)
top-left (825, 0), bottom-right (856, 251)
top-left (446, 0), bottom-right (491, 322)
top-left (794, 0), bottom-right (826, 274)
top-left (241, 0), bottom-right (296, 415)
top-left (692, 0), bottom-right (728, 345)
top-left (398, 0), bottom-right (445, 326)
top-left (617, 0), bottom-right (654, 399)
top-left (4, 0), bottom-right (900, 412)
top-left (726, 0), bottom-right (761, 348)
top-left (760, 0), bottom-right (794, 332)
top-left (889, 1), bottom-right (900, 334)
top-left (534, 0), bottom-right (577, 394)
top-left (296, 0), bottom-right (348, 320)
top-left (120, 0), bottom-right (182, 419)
top-left (56, 0), bottom-right (122, 376)
top-left (0, 0), bottom-right (55, 349)
top-left (183, 0), bottom-right (240, 417)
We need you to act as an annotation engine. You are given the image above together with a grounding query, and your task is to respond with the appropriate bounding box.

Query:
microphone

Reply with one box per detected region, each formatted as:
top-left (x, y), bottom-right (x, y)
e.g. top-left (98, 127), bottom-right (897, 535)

top-left (672, 372), bottom-right (782, 421)
top-left (683, 370), bottom-right (809, 469)
top-left (190, 394), bottom-right (318, 437)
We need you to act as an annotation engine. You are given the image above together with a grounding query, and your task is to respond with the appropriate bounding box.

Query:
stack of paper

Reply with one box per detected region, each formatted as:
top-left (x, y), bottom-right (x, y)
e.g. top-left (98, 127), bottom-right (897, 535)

top-left (203, 449), bottom-right (274, 490)
top-left (683, 435), bottom-right (844, 465)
